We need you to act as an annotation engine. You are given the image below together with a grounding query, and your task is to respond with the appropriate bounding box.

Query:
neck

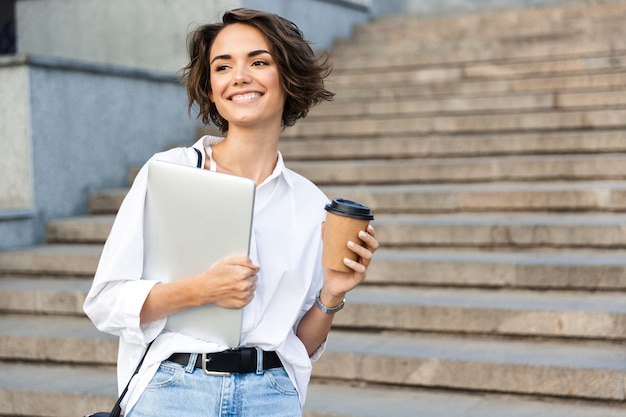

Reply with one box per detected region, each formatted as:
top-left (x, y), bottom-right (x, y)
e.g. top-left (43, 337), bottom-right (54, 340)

top-left (211, 126), bottom-right (280, 185)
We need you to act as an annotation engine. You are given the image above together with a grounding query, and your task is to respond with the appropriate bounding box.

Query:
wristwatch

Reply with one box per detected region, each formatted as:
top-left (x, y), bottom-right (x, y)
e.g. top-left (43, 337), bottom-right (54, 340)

top-left (315, 291), bottom-right (345, 314)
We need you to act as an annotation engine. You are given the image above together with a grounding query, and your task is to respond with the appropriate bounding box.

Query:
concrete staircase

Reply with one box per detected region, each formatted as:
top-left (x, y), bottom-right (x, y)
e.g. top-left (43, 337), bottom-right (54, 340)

top-left (3, 1), bottom-right (626, 416)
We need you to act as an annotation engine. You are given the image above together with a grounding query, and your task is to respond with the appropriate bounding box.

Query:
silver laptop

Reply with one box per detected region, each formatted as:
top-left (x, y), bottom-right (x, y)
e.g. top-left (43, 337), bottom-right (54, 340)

top-left (143, 159), bottom-right (256, 347)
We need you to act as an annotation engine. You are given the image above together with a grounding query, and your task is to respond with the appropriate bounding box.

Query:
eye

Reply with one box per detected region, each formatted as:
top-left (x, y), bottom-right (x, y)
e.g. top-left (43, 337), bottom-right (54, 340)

top-left (214, 64), bottom-right (229, 72)
top-left (252, 60), bottom-right (269, 67)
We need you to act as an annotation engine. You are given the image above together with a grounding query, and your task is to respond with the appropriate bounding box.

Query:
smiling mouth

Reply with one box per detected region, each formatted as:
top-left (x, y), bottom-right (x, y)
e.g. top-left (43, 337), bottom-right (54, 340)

top-left (231, 92), bottom-right (261, 103)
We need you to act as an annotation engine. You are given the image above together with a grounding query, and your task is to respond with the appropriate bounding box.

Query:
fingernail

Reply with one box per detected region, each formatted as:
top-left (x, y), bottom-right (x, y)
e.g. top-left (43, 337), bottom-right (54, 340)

top-left (359, 231), bottom-right (367, 239)
top-left (343, 258), bottom-right (351, 265)
top-left (348, 241), bottom-right (355, 248)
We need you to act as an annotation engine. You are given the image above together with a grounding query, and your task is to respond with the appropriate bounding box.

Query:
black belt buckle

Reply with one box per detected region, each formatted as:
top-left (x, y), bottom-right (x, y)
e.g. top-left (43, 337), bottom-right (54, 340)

top-left (201, 352), bottom-right (232, 376)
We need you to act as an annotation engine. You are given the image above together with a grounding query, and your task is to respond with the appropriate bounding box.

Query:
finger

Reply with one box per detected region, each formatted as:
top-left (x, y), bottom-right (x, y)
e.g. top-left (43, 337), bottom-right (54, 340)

top-left (247, 259), bottom-right (261, 271)
top-left (248, 274), bottom-right (258, 291)
top-left (359, 229), bottom-right (380, 251)
top-left (343, 257), bottom-right (366, 274)
top-left (222, 255), bottom-right (250, 264)
top-left (235, 274), bottom-right (257, 291)
top-left (245, 278), bottom-right (257, 301)
top-left (223, 255), bottom-right (260, 270)
top-left (348, 240), bottom-right (373, 264)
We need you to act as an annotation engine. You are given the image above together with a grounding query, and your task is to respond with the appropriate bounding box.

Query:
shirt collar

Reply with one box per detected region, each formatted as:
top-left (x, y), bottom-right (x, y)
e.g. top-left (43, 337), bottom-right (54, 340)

top-left (261, 150), bottom-right (295, 189)
top-left (193, 136), bottom-right (294, 189)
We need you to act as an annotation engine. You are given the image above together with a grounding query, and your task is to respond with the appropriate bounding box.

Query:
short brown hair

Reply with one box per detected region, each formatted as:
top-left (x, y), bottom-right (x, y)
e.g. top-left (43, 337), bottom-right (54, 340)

top-left (180, 8), bottom-right (334, 133)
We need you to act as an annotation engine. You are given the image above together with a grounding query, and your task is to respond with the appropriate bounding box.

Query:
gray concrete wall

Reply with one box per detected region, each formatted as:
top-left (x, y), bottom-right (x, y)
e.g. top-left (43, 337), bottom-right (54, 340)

top-left (0, 55), bottom-right (199, 249)
top-left (16, 0), bottom-right (240, 74)
top-left (0, 56), bottom-right (36, 248)
top-left (0, 58), bottom-right (32, 214)
top-left (16, 0), bottom-right (373, 74)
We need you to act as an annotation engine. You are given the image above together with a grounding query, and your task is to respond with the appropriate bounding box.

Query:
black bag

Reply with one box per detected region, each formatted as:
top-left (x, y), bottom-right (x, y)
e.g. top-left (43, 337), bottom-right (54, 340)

top-left (85, 343), bottom-right (152, 417)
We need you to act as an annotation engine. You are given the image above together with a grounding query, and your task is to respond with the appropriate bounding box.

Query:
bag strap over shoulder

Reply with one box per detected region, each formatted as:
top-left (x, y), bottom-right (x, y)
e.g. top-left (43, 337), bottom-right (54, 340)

top-left (193, 147), bottom-right (203, 169)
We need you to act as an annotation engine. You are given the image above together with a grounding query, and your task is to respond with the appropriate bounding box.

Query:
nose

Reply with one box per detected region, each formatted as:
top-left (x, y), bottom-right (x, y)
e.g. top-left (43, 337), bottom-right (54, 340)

top-left (233, 64), bottom-right (251, 85)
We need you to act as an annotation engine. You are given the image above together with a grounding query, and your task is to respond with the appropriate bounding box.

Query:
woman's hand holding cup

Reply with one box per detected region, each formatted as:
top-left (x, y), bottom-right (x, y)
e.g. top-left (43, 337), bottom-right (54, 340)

top-left (320, 199), bottom-right (379, 300)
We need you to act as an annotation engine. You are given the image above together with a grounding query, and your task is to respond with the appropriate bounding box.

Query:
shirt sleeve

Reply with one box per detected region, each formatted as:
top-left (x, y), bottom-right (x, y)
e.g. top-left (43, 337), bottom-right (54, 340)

top-left (293, 197), bottom-right (328, 361)
top-left (302, 260), bottom-right (327, 362)
top-left (83, 162), bottom-right (166, 346)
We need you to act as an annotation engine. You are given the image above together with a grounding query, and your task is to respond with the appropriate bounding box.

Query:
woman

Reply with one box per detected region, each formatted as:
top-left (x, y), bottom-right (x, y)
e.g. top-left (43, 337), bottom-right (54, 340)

top-left (84, 8), bottom-right (379, 417)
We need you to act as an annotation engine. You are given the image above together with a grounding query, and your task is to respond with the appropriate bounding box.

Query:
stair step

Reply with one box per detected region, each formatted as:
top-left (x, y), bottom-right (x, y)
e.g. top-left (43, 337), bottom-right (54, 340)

top-left (89, 189), bottom-right (126, 214)
top-left (335, 28), bottom-right (626, 56)
top-left (368, 249), bottom-right (626, 289)
top-left (46, 215), bottom-right (114, 244)
top-left (90, 181), bottom-right (626, 216)
top-left (287, 154), bottom-right (626, 185)
top-left (335, 51), bottom-right (626, 88)
top-left (315, 330), bottom-right (626, 401)
top-left (45, 214), bottom-right (115, 244)
top-left (44, 216), bottom-right (112, 244)
top-left (333, 38), bottom-right (626, 73)
top-left (322, 71), bottom-right (626, 100)
top-left (375, 212), bottom-right (626, 248)
top-left (0, 314), bottom-right (117, 364)
top-left (331, 53), bottom-right (626, 83)
top-left (0, 362), bottom-right (117, 417)
top-left (3, 245), bottom-right (625, 290)
top-left (305, 383), bottom-right (626, 417)
top-left (0, 244), bottom-right (101, 275)
top-left (88, 187), bottom-right (127, 214)
top-left (0, 276), bottom-right (90, 315)
top-left (281, 130), bottom-right (626, 160)
top-left (463, 55), bottom-right (626, 80)
top-left (309, 90), bottom-right (626, 118)
top-left (43, 212), bottom-right (626, 248)
top-left (2, 364), bottom-right (625, 417)
top-left (337, 286), bottom-right (626, 340)
top-left (285, 109), bottom-right (626, 138)
top-left (323, 181), bottom-right (626, 213)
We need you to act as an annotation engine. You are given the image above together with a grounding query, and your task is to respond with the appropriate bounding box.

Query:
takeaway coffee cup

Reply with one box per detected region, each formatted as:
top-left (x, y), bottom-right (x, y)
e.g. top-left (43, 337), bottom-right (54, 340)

top-left (322, 198), bottom-right (375, 272)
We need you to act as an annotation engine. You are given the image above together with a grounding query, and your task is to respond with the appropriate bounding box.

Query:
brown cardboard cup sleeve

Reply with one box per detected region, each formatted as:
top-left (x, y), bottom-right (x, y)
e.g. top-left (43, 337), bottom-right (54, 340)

top-left (322, 198), bottom-right (375, 272)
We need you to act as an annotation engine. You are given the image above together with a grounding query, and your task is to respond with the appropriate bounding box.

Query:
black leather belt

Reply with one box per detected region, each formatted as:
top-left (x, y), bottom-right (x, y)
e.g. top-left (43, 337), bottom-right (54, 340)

top-left (167, 348), bottom-right (282, 375)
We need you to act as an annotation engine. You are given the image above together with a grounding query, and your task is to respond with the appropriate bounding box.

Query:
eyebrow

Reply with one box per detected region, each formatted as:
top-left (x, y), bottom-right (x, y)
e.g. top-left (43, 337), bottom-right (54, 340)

top-left (210, 49), bottom-right (272, 65)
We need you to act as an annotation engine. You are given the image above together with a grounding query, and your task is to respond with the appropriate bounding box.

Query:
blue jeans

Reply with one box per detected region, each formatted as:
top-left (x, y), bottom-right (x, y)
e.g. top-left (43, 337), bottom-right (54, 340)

top-left (127, 354), bottom-right (301, 417)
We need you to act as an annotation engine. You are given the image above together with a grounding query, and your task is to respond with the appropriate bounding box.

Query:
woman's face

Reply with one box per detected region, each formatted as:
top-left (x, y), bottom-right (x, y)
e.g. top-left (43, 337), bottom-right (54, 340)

top-left (208, 23), bottom-right (286, 131)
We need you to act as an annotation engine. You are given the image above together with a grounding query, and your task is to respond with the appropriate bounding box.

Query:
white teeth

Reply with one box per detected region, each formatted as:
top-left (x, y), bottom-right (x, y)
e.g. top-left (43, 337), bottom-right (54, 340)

top-left (232, 92), bottom-right (260, 102)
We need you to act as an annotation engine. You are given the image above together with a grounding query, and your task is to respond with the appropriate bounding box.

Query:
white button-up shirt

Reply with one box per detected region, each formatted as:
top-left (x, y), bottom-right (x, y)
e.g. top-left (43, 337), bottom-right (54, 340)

top-left (83, 136), bottom-right (329, 412)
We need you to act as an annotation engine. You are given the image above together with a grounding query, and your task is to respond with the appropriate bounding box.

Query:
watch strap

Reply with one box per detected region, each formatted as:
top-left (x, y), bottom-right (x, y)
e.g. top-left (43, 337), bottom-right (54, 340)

top-left (315, 291), bottom-right (345, 314)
